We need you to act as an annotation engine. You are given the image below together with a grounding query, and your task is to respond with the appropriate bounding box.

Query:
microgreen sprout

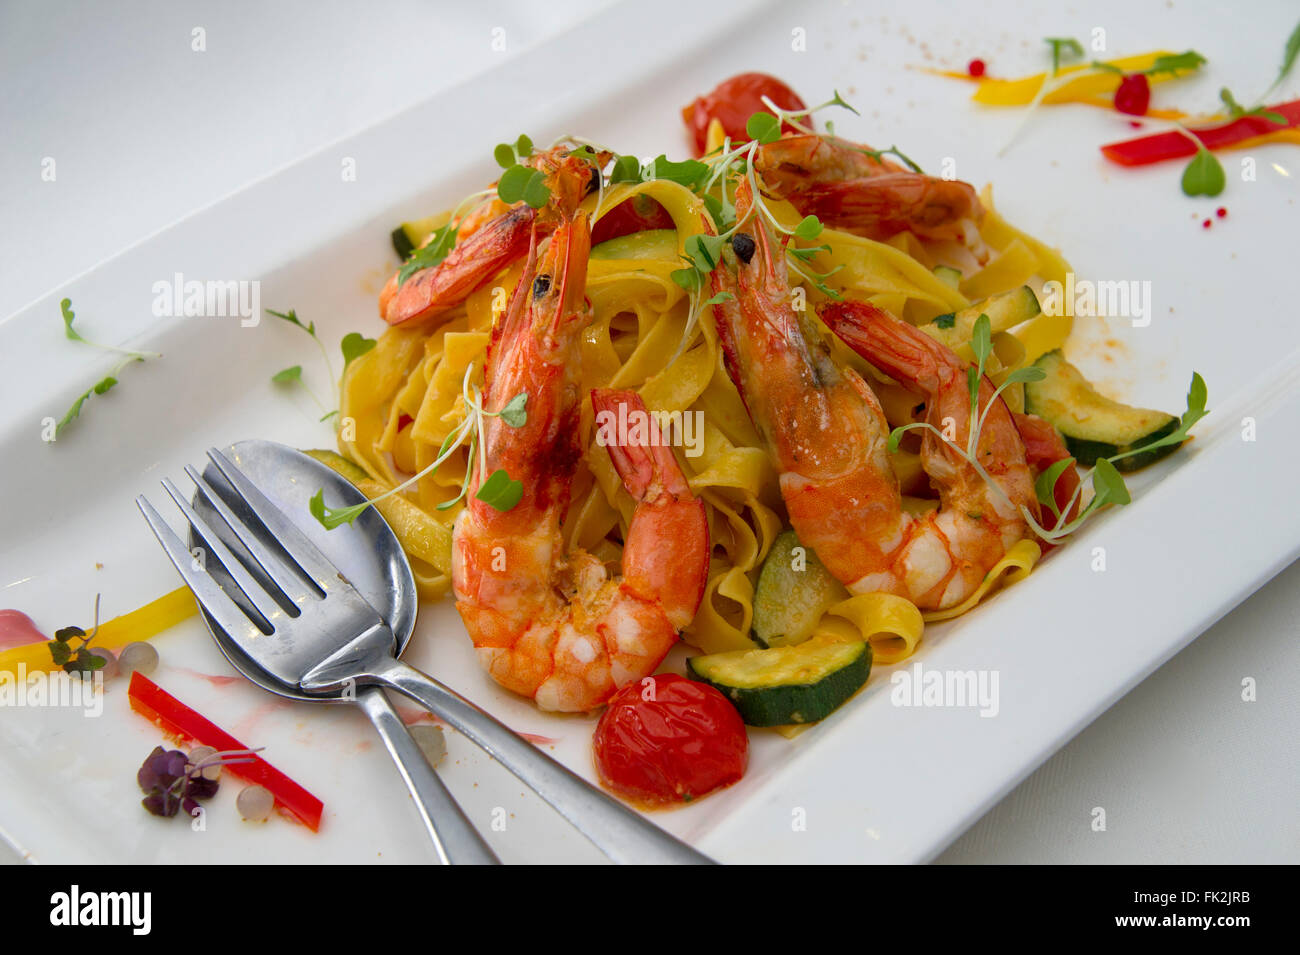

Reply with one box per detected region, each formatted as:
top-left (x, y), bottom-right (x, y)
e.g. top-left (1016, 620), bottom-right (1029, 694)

top-left (887, 317), bottom-right (1207, 545)
top-left (267, 308), bottom-right (376, 423)
top-left (1218, 87), bottom-right (1286, 125)
top-left (137, 744), bottom-right (263, 819)
top-left (54, 298), bottom-right (161, 438)
top-left (310, 363), bottom-right (527, 529)
top-left (47, 593), bottom-right (108, 674)
top-left (493, 134), bottom-right (551, 210)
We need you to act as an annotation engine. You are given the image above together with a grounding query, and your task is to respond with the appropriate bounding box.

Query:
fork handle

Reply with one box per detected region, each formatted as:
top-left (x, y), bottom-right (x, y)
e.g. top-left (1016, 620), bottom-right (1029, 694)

top-left (371, 659), bottom-right (716, 865)
top-left (357, 686), bottom-right (500, 865)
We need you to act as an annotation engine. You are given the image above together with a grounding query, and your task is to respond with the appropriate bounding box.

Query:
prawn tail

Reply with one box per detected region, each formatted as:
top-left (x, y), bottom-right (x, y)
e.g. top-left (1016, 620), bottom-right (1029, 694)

top-left (591, 388), bottom-right (709, 630)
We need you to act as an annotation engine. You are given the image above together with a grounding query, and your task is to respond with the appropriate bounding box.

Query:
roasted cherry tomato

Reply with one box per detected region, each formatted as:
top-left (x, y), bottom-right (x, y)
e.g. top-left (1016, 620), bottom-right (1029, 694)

top-left (590, 195), bottom-right (677, 245)
top-left (593, 673), bottom-right (748, 804)
top-left (681, 72), bottom-right (808, 156)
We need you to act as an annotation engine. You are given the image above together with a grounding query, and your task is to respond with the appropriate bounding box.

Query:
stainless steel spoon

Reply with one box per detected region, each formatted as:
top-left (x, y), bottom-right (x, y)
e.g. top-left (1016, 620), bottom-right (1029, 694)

top-left (185, 439), bottom-right (498, 865)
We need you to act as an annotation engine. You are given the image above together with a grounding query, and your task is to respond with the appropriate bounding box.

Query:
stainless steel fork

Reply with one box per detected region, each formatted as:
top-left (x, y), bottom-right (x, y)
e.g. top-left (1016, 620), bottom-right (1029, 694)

top-left (138, 446), bottom-right (714, 865)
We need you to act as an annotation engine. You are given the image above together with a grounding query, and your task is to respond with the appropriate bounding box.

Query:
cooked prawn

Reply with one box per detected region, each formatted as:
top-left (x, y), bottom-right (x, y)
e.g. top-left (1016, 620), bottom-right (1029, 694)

top-left (379, 146), bottom-right (604, 328)
top-left (711, 179), bottom-right (1036, 611)
top-left (753, 134), bottom-right (981, 242)
top-left (451, 214), bottom-right (709, 712)
top-left (1014, 411), bottom-right (1081, 527)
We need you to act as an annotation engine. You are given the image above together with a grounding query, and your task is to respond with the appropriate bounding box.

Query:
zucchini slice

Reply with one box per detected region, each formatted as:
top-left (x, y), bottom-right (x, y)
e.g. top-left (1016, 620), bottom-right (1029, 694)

top-left (752, 530), bottom-right (849, 648)
top-left (302, 448), bottom-right (370, 485)
top-left (932, 264), bottom-right (963, 289)
top-left (1024, 350), bottom-right (1181, 472)
top-left (923, 285), bottom-right (1041, 353)
top-left (589, 228), bottom-right (677, 261)
top-left (687, 637), bottom-right (871, 726)
top-left (391, 215), bottom-right (444, 260)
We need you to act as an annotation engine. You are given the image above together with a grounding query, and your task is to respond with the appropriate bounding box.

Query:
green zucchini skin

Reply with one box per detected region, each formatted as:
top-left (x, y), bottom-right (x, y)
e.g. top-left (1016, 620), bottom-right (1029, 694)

top-left (391, 226), bottom-right (417, 260)
top-left (390, 215), bottom-right (445, 261)
top-left (752, 530), bottom-right (849, 648)
top-left (687, 639), bottom-right (872, 726)
top-left (932, 264), bottom-right (963, 289)
top-left (1065, 418), bottom-right (1182, 471)
top-left (1024, 350), bottom-right (1182, 473)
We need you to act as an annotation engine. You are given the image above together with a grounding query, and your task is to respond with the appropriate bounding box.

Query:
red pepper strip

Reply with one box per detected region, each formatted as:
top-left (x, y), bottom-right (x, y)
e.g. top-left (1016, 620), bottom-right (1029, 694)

top-left (1101, 99), bottom-right (1300, 166)
top-left (128, 671), bottom-right (324, 831)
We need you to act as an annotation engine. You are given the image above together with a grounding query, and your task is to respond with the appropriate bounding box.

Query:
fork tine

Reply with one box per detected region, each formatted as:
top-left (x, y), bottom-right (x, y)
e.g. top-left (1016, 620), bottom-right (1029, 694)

top-left (159, 478), bottom-right (285, 628)
top-left (184, 464), bottom-right (318, 605)
top-left (135, 495), bottom-right (266, 645)
top-left (205, 448), bottom-right (345, 589)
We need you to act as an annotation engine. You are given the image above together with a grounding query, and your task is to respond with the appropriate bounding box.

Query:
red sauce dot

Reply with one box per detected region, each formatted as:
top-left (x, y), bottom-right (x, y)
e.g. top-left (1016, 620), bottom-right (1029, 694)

top-left (967, 58), bottom-right (986, 78)
top-left (1202, 219), bottom-right (1212, 229)
top-left (1216, 207), bottom-right (1227, 218)
top-left (1128, 120), bottom-right (1144, 128)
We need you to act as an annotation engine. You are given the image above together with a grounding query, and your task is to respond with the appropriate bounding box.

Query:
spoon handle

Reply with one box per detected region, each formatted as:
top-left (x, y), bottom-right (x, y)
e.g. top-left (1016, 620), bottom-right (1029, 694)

top-left (371, 659), bottom-right (716, 865)
top-left (356, 686), bottom-right (500, 865)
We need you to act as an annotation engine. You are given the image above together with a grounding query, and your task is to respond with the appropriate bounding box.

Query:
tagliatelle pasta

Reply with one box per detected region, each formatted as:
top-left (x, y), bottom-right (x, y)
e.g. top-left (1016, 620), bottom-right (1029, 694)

top-left (339, 165), bottom-right (1071, 659)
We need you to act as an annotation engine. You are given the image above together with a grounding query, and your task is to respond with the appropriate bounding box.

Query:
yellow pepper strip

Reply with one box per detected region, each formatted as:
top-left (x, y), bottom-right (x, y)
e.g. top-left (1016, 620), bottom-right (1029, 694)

top-left (0, 587), bottom-right (197, 676)
top-left (1069, 96), bottom-right (1188, 120)
top-left (971, 51), bottom-right (1190, 106)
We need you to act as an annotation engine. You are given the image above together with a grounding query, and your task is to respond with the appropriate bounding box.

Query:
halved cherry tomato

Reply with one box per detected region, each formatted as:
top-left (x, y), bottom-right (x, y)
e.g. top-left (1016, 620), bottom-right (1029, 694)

top-left (681, 72), bottom-right (808, 156)
top-left (593, 673), bottom-right (747, 805)
top-left (590, 195), bottom-right (677, 245)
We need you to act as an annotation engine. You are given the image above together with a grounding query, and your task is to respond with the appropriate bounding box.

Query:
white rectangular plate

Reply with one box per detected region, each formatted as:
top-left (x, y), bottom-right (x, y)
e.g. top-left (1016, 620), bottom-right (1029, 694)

top-left (2, 0), bottom-right (1298, 864)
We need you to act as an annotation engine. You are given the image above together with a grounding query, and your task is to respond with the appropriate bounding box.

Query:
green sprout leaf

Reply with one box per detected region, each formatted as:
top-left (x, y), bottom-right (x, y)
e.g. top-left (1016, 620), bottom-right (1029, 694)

top-left (56, 375), bottom-right (121, 437)
top-left (745, 111), bottom-right (782, 144)
top-left (498, 164), bottom-right (551, 209)
top-left (684, 233), bottom-right (724, 272)
top-left (793, 215), bottom-right (823, 240)
top-left (1181, 147), bottom-right (1226, 197)
top-left (1001, 365), bottom-right (1048, 386)
top-left (934, 313), bottom-right (956, 329)
top-left (397, 221), bottom-right (457, 287)
top-left (786, 244), bottom-right (831, 262)
top-left (272, 365), bottom-right (302, 384)
top-left (496, 163), bottom-right (534, 203)
top-left (309, 488), bottom-right (368, 530)
top-left (498, 392), bottom-right (528, 428)
top-left (702, 291), bottom-right (734, 307)
top-left (1045, 36), bottom-right (1084, 73)
top-left (1270, 18), bottom-right (1300, 93)
top-left (671, 267), bottom-right (702, 293)
top-left (1090, 457), bottom-right (1131, 507)
top-left (341, 332), bottom-right (377, 370)
top-left (521, 171), bottom-right (551, 209)
top-left (702, 193), bottom-right (728, 231)
top-left (859, 144), bottom-right (923, 173)
top-left (1033, 457), bottom-right (1076, 519)
top-left (267, 307), bottom-right (315, 337)
top-left (970, 313), bottom-right (992, 366)
top-left (475, 468), bottom-right (523, 511)
top-left (1147, 50), bottom-right (1207, 75)
top-left (60, 298), bottom-right (87, 343)
top-left (1106, 372), bottom-right (1208, 466)
top-left (609, 154), bottom-right (642, 184)
top-left (1220, 87), bottom-right (1285, 124)
top-left (824, 89), bottom-right (860, 116)
top-left (643, 155), bottom-right (710, 190)
top-left (493, 143), bottom-right (515, 169)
